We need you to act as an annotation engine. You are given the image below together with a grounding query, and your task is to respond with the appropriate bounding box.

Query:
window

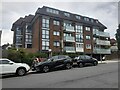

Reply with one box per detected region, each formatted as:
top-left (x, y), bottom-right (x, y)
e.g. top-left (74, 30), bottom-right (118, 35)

top-left (51, 56), bottom-right (58, 60)
top-left (42, 18), bottom-right (49, 28)
top-left (26, 28), bottom-right (32, 33)
top-left (53, 20), bottom-right (60, 25)
top-left (16, 36), bottom-right (22, 43)
top-left (80, 55), bottom-right (85, 60)
top-left (26, 44), bottom-right (32, 48)
top-left (95, 20), bottom-right (99, 23)
top-left (16, 27), bottom-right (22, 35)
top-left (91, 19), bottom-right (94, 23)
top-left (54, 41), bottom-right (60, 47)
top-left (86, 35), bottom-right (91, 40)
top-left (75, 15), bottom-right (81, 20)
top-left (84, 17), bottom-right (90, 21)
top-left (76, 43), bottom-right (83, 48)
top-left (0, 60), bottom-right (10, 64)
top-left (86, 44), bottom-right (91, 49)
top-left (86, 27), bottom-right (90, 31)
top-left (42, 40), bottom-right (49, 50)
top-left (76, 34), bottom-right (83, 43)
top-left (76, 25), bottom-right (83, 33)
top-left (85, 55), bottom-right (91, 59)
top-left (26, 34), bottom-right (32, 39)
top-left (26, 38), bottom-right (32, 43)
top-left (64, 12), bottom-right (70, 17)
top-left (42, 46), bottom-right (49, 50)
top-left (42, 30), bottom-right (49, 35)
top-left (42, 41), bottom-right (49, 46)
top-left (46, 8), bottom-right (59, 14)
top-left (93, 28), bottom-right (99, 35)
top-left (42, 29), bottom-right (49, 39)
top-left (53, 31), bottom-right (60, 36)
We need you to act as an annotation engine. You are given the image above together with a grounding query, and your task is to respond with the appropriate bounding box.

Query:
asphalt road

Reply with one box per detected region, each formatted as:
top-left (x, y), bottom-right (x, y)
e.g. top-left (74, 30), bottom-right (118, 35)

top-left (2, 61), bottom-right (118, 88)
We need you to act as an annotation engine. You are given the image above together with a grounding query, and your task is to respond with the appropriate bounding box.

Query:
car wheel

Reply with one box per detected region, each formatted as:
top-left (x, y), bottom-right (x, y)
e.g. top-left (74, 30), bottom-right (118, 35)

top-left (16, 68), bottom-right (26, 76)
top-left (93, 61), bottom-right (98, 66)
top-left (42, 66), bottom-right (49, 73)
top-left (78, 63), bottom-right (83, 68)
top-left (65, 63), bottom-right (71, 69)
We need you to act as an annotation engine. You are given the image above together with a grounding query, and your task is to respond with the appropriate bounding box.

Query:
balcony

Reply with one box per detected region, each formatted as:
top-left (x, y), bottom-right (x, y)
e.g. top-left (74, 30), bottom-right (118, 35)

top-left (64, 36), bottom-right (75, 42)
top-left (64, 26), bottom-right (75, 32)
top-left (93, 31), bottom-right (110, 37)
top-left (76, 48), bottom-right (84, 52)
top-left (95, 39), bottom-right (110, 46)
top-left (93, 48), bottom-right (111, 54)
top-left (99, 32), bottom-right (110, 37)
top-left (64, 46), bottom-right (75, 53)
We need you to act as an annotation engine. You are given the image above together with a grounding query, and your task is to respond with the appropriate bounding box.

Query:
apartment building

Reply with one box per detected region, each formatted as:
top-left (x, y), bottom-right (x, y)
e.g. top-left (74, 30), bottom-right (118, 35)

top-left (11, 6), bottom-right (111, 60)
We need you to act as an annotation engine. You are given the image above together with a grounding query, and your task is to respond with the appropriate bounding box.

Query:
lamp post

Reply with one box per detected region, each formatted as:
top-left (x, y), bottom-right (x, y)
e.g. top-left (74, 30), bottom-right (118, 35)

top-left (49, 49), bottom-right (52, 58)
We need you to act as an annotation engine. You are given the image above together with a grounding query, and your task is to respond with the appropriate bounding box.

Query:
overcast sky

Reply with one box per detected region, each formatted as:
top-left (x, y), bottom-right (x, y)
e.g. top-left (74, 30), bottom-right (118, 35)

top-left (1, 0), bottom-right (119, 45)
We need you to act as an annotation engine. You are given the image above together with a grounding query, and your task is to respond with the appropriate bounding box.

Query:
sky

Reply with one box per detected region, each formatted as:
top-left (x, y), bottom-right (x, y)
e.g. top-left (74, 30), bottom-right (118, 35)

top-left (0, 0), bottom-right (119, 46)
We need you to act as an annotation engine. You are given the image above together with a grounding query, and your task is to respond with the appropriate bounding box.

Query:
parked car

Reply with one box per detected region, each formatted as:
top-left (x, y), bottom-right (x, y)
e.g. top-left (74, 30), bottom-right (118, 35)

top-left (73, 55), bottom-right (98, 67)
top-left (0, 58), bottom-right (30, 76)
top-left (33, 55), bottom-right (73, 73)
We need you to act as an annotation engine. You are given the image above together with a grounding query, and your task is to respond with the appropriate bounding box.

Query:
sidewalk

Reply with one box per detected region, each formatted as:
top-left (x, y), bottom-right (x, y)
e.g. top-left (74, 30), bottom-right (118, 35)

top-left (98, 59), bottom-right (119, 64)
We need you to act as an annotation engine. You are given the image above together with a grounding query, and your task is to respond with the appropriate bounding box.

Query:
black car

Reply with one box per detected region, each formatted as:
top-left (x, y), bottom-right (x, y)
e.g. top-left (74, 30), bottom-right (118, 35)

top-left (33, 55), bottom-right (73, 73)
top-left (73, 55), bottom-right (98, 67)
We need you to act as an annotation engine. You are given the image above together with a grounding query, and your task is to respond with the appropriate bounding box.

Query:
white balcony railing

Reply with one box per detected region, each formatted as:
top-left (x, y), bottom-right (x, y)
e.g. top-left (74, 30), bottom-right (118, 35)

top-left (64, 26), bottom-right (75, 32)
top-left (99, 32), bottom-right (110, 37)
top-left (64, 46), bottom-right (75, 53)
top-left (76, 48), bottom-right (84, 52)
top-left (93, 31), bottom-right (110, 37)
top-left (93, 48), bottom-right (111, 54)
top-left (64, 36), bottom-right (75, 42)
top-left (95, 39), bottom-right (110, 46)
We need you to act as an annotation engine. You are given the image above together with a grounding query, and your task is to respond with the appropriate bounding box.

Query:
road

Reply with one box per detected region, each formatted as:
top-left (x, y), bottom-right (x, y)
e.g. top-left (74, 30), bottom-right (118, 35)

top-left (2, 61), bottom-right (118, 88)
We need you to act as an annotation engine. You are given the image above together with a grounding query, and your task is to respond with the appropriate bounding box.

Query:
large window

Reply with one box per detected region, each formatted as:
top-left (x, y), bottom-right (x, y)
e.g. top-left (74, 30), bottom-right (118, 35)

top-left (42, 17), bottom-right (50, 50)
top-left (86, 35), bottom-right (91, 40)
top-left (53, 20), bottom-right (60, 25)
top-left (16, 36), bottom-right (22, 43)
top-left (42, 40), bottom-right (49, 50)
top-left (53, 31), bottom-right (60, 36)
top-left (16, 27), bottom-right (22, 35)
top-left (76, 25), bottom-right (83, 33)
top-left (86, 27), bottom-right (91, 31)
top-left (54, 41), bottom-right (60, 47)
top-left (42, 29), bottom-right (49, 39)
top-left (76, 34), bottom-right (83, 43)
top-left (42, 18), bottom-right (49, 28)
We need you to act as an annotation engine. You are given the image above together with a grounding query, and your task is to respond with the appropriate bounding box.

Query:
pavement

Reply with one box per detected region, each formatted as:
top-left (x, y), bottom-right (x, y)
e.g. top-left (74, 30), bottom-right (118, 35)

top-left (2, 61), bottom-right (118, 88)
top-left (98, 59), bottom-right (119, 64)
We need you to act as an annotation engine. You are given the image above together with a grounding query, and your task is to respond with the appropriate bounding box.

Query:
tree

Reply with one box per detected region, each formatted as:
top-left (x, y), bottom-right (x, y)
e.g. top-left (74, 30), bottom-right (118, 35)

top-left (116, 24), bottom-right (120, 51)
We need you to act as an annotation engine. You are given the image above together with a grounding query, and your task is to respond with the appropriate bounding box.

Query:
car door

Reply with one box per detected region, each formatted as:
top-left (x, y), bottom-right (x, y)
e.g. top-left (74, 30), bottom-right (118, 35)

top-left (85, 55), bottom-right (93, 64)
top-left (79, 55), bottom-right (86, 63)
top-left (53, 55), bottom-right (64, 68)
top-left (1, 59), bottom-right (15, 74)
top-left (50, 56), bottom-right (59, 68)
top-left (57, 55), bottom-right (65, 66)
